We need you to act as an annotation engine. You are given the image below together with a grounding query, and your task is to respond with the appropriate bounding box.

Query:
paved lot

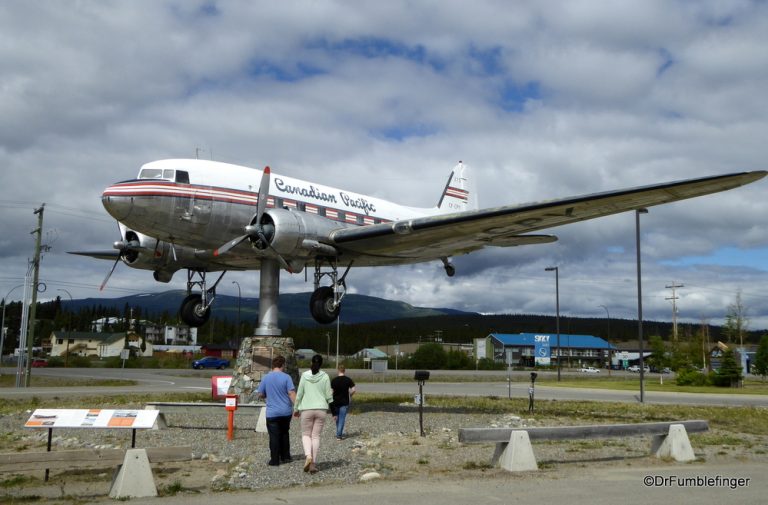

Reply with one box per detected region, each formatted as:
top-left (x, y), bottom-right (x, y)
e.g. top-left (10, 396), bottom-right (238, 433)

top-left (94, 461), bottom-right (765, 505)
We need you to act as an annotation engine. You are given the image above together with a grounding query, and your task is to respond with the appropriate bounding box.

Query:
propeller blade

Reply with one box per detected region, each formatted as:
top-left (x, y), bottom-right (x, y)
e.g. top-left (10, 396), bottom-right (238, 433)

top-left (214, 234), bottom-right (249, 257)
top-left (100, 256), bottom-right (120, 291)
top-left (256, 166), bottom-right (271, 220)
top-left (255, 229), bottom-right (293, 273)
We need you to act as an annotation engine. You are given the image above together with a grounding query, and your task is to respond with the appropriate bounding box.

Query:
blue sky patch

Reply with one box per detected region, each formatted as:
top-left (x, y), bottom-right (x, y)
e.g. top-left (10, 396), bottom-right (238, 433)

top-left (246, 61), bottom-right (325, 82)
top-left (371, 123), bottom-right (438, 142)
top-left (306, 36), bottom-right (446, 71)
top-left (499, 80), bottom-right (541, 112)
top-left (662, 246), bottom-right (768, 271)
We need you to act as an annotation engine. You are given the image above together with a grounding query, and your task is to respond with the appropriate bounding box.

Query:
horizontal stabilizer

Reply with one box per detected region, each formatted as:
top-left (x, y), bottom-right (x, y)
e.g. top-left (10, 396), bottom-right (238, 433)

top-left (68, 250), bottom-right (121, 261)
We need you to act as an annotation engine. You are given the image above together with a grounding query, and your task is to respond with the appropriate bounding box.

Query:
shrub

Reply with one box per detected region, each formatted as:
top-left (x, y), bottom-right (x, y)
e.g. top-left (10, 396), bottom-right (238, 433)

top-left (68, 355), bottom-right (92, 368)
top-left (676, 368), bottom-right (710, 386)
top-left (46, 356), bottom-right (64, 367)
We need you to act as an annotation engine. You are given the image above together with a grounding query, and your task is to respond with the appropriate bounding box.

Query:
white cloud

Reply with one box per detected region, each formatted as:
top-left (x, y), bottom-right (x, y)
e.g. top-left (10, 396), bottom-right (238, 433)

top-left (1, 0), bottom-right (766, 332)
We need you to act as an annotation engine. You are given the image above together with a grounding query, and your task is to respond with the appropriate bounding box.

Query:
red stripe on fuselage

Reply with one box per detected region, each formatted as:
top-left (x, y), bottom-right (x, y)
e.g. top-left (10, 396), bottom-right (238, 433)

top-left (102, 180), bottom-right (391, 225)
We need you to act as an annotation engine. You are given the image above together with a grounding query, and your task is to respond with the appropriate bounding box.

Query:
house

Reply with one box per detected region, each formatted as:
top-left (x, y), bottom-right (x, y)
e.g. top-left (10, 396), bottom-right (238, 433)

top-left (295, 348), bottom-right (318, 360)
top-left (200, 343), bottom-right (238, 359)
top-left (48, 331), bottom-right (152, 358)
top-left (144, 324), bottom-right (198, 345)
top-left (353, 348), bottom-right (389, 360)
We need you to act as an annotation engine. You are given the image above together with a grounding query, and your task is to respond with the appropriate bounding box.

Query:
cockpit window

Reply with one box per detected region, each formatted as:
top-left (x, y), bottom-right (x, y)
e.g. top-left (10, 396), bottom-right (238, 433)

top-left (139, 168), bottom-right (166, 179)
top-left (176, 170), bottom-right (190, 184)
top-left (138, 168), bottom-right (181, 181)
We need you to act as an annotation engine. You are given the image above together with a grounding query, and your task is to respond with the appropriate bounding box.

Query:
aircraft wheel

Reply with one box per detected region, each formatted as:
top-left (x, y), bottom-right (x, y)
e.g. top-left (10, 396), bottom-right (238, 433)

top-left (180, 293), bottom-right (211, 327)
top-left (310, 286), bottom-right (340, 324)
top-left (445, 264), bottom-right (456, 277)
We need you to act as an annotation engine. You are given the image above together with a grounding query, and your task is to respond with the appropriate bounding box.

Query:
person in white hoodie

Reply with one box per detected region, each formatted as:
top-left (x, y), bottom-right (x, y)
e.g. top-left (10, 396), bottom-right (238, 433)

top-left (293, 354), bottom-right (333, 473)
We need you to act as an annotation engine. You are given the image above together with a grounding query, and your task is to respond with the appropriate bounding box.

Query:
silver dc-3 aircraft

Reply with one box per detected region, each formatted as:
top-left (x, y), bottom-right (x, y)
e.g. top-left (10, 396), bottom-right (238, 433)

top-left (72, 159), bottom-right (766, 335)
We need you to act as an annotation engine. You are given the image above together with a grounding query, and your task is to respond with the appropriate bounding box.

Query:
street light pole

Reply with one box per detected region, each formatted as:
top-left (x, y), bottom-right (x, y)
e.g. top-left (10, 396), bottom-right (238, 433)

top-left (57, 289), bottom-right (73, 368)
top-left (1, 285), bottom-right (24, 375)
top-left (599, 304), bottom-right (611, 376)
top-left (545, 266), bottom-right (561, 382)
top-left (636, 208), bottom-right (648, 403)
top-left (231, 281), bottom-right (241, 348)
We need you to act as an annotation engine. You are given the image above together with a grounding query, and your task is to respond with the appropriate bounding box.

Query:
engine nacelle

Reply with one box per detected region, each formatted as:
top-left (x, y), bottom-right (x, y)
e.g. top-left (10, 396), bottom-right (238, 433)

top-left (259, 208), bottom-right (343, 258)
top-left (117, 229), bottom-right (211, 281)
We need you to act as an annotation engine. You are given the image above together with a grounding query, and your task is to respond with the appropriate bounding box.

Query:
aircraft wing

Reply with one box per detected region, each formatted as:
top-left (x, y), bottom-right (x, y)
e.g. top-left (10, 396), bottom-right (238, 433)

top-left (330, 171), bottom-right (767, 263)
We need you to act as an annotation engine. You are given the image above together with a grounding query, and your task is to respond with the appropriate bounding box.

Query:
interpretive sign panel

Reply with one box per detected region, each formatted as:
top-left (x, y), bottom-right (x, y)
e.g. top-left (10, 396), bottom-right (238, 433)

top-left (24, 409), bottom-right (159, 429)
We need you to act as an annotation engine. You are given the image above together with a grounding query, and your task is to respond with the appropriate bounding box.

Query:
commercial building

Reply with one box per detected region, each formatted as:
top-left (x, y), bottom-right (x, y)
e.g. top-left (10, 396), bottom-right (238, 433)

top-left (484, 332), bottom-right (615, 368)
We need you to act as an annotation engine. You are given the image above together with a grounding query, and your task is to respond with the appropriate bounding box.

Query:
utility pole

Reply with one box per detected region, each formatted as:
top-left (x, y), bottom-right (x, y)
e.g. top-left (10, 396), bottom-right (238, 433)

top-left (665, 282), bottom-right (684, 342)
top-left (25, 204), bottom-right (45, 387)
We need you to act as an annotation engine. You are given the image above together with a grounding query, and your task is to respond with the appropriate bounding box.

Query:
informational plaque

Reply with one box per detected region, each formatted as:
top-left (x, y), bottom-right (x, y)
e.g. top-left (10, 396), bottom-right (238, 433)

top-left (24, 409), bottom-right (159, 429)
top-left (212, 375), bottom-right (233, 399)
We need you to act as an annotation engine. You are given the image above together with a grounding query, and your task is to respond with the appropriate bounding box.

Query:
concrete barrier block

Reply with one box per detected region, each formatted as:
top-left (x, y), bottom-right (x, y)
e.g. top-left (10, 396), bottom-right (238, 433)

top-left (499, 430), bottom-right (538, 472)
top-left (654, 424), bottom-right (696, 462)
top-left (255, 406), bottom-right (267, 433)
top-left (109, 448), bottom-right (158, 499)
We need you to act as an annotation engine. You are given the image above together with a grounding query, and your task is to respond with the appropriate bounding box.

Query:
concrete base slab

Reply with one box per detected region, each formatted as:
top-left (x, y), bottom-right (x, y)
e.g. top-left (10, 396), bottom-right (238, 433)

top-left (109, 448), bottom-right (158, 499)
top-left (499, 430), bottom-right (538, 472)
top-left (255, 406), bottom-right (267, 433)
top-left (653, 424), bottom-right (696, 462)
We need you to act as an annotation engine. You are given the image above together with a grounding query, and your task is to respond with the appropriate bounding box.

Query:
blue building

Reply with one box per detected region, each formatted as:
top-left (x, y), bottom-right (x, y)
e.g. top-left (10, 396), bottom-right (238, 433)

top-left (487, 333), bottom-right (615, 368)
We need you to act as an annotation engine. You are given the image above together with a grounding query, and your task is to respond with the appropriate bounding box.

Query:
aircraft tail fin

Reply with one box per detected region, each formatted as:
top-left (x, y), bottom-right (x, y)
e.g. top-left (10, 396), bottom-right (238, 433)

top-left (436, 161), bottom-right (477, 213)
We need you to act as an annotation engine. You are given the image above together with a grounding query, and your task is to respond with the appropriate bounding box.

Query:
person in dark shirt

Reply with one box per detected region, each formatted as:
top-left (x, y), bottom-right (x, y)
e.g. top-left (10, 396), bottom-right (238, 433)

top-left (330, 365), bottom-right (356, 440)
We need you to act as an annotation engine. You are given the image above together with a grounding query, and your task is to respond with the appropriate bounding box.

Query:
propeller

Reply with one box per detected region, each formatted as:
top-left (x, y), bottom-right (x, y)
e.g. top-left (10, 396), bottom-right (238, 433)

top-left (100, 235), bottom-right (142, 291)
top-left (213, 166), bottom-right (293, 272)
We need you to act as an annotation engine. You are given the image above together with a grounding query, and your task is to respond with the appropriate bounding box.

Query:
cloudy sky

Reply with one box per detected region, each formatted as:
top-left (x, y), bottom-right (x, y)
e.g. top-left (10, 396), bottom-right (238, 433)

top-left (1, 0), bottom-right (767, 331)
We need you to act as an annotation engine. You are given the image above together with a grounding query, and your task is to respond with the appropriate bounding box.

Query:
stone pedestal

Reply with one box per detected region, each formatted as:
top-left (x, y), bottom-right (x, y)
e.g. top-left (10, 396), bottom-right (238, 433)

top-left (229, 336), bottom-right (298, 400)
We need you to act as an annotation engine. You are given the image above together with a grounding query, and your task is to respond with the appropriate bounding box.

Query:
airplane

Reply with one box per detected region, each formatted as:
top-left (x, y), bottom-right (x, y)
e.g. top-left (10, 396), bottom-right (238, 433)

top-left (72, 159), bottom-right (766, 335)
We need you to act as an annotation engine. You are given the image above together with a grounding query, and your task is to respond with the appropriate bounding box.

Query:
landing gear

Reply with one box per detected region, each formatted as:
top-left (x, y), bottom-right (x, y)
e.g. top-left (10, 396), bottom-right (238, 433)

top-left (179, 270), bottom-right (226, 327)
top-left (441, 257), bottom-right (456, 277)
top-left (180, 293), bottom-right (210, 327)
top-left (310, 286), bottom-right (340, 324)
top-left (310, 259), bottom-right (352, 324)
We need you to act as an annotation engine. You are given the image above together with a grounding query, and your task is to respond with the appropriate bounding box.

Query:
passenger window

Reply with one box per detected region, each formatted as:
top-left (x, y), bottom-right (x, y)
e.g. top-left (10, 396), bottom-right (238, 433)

top-left (176, 171), bottom-right (190, 184)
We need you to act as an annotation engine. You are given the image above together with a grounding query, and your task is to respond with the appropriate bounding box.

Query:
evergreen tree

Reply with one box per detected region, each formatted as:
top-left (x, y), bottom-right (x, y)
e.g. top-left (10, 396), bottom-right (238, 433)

top-left (646, 335), bottom-right (667, 370)
top-left (753, 334), bottom-right (768, 381)
top-left (712, 349), bottom-right (742, 388)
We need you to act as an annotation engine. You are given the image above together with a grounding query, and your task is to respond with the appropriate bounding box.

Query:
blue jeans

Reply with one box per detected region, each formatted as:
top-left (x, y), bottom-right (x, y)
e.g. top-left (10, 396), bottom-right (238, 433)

top-left (335, 404), bottom-right (349, 438)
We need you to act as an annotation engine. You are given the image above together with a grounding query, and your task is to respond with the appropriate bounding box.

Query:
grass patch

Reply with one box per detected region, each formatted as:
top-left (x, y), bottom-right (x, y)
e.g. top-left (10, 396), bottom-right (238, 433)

top-left (544, 377), bottom-right (768, 395)
top-left (0, 475), bottom-right (36, 488)
top-left (0, 392), bottom-right (210, 415)
top-left (462, 461), bottom-right (492, 470)
top-left (0, 375), bottom-right (136, 389)
top-left (159, 480), bottom-right (191, 496)
top-left (692, 433), bottom-right (754, 448)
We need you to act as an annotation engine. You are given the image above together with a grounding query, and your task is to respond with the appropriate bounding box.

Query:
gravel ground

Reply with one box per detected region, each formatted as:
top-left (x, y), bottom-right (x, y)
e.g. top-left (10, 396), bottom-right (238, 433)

top-left (2, 402), bottom-right (767, 501)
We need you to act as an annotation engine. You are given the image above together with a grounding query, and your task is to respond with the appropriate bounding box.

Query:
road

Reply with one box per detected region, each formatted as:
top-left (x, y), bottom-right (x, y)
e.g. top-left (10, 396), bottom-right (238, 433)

top-left (2, 367), bottom-right (766, 407)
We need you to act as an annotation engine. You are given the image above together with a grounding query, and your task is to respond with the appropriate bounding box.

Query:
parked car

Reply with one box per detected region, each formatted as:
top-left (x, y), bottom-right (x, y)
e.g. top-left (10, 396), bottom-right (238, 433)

top-left (191, 356), bottom-right (230, 370)
top-left (579, 366), bottom-right (601, 373)
top-left (31, 358), bottom-right (48, 367)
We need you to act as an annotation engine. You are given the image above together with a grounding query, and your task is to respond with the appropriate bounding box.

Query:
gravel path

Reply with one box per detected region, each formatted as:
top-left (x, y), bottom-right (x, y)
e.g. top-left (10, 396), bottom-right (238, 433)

top-left (2, 401), bottom-right (767, 499)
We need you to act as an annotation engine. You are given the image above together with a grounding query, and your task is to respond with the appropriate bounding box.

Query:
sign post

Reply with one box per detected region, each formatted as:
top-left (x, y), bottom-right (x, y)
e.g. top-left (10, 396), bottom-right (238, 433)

top-left (225, 394), bottom-right (238, 441)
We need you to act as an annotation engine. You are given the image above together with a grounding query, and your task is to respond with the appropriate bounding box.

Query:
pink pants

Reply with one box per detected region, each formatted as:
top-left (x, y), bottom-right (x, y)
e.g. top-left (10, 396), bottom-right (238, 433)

top-left (300, 409), bottom-right (326, 461)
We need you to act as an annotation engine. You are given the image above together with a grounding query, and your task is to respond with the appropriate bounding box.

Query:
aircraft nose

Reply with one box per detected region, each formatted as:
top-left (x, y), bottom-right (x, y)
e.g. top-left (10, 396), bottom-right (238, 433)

top-left (102, 186), bottom-right (133, 221)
